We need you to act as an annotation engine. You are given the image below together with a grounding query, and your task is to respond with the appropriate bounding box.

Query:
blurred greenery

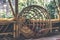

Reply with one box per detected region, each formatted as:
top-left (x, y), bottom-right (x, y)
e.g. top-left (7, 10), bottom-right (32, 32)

top-left (47, 0), bottom-right (58, 19)
top-left (46, 1), bottom-right (56, 19)
top-left (0, 0), bottom-right (59, 19)
top-left (18, 0), bottom-right (59, 19)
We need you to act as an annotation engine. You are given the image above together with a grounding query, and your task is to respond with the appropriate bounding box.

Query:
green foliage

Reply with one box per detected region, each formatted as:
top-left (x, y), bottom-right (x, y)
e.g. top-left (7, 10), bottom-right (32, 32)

top-left (46, 1), bottom-right (57, 19)
top-left (0, 0), bottom-right (59, 19)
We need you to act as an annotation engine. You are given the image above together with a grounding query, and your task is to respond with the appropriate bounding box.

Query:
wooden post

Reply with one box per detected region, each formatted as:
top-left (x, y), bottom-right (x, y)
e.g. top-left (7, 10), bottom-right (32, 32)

top-left (13, 23), bottom-right (16, 38)
top-left (8, 0), bottom-right (15, 17)
top-left (15, 0), bottom-right (18, 17)
top-left (8, 0), bottom-right (19, 38)
top-left (8, 0), bottom-right (16, 38)
top-left (15, 0), bottom-right (19, 38)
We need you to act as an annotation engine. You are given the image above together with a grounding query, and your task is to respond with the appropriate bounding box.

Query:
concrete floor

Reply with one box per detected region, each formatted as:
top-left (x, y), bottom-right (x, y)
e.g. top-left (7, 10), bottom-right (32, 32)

top-left (25, 31), bottom-right (60, 40)
top-left (26, 35), bottom-right (60, 40)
